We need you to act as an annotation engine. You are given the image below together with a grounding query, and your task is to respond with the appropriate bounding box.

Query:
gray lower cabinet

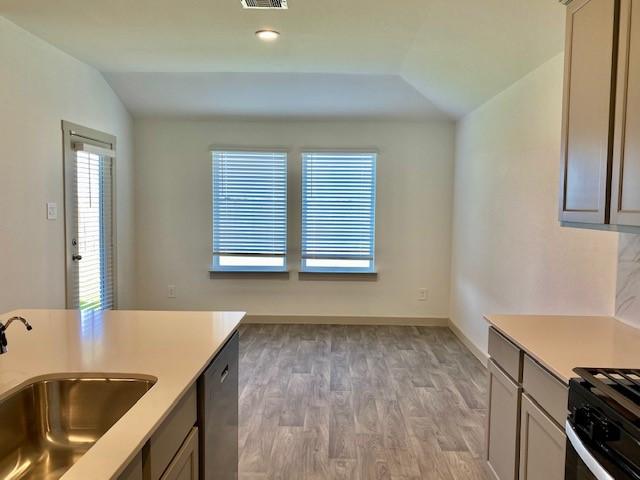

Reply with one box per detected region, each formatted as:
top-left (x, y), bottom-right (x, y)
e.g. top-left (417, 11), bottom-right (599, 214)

top-left (119, 329), bottom-right (240, 480)
top-left (486, 327), bottom-right (568, 480)
top-left (144, 385), bottom-right (198, 480)
top-left (519, 394), bottom-right (566, 480)
top-left (119, 453), bottom-right (143, 480)
top-left (160, 427), bottom-right (199, 480)
top-left (487, 359), bottom-right (522, 480)
top-left (522, 356), bottom-right (568, 426)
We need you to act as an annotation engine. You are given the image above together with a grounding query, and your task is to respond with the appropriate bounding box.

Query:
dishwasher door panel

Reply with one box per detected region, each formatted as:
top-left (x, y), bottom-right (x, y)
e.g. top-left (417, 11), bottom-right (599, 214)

top-left (198, 331), bottom-right (239, 480)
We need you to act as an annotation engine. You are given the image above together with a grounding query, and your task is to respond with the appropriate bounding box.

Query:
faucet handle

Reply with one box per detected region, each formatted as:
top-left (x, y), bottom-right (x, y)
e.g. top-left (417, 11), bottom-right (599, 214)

top-left (0, 328), bottom-right (7, 354)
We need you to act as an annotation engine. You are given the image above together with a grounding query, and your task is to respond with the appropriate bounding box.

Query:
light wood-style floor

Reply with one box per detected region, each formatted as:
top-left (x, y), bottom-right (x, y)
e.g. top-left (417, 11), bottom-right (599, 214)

top-left (238, 324), bottom-right (490, 480)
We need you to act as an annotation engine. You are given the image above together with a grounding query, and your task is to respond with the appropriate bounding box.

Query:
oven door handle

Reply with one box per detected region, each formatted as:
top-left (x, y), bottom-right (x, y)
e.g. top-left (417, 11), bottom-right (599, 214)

top-left (565, 420), bottom-right (615, 480)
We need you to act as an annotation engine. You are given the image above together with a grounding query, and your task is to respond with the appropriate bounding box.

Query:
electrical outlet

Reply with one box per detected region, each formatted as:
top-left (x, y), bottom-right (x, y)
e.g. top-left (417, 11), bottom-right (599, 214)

top-left (418, 288), bottom-right (428, 301)
top-left (168, 285), bottom-right (176, 298)
top-left (47, 202), bottom-right (57, 220)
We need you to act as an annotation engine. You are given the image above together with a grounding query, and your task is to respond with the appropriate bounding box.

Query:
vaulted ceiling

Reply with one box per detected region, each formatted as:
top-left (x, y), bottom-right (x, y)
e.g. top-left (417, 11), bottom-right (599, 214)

top-left (0, 0), bottom-right (565, 119)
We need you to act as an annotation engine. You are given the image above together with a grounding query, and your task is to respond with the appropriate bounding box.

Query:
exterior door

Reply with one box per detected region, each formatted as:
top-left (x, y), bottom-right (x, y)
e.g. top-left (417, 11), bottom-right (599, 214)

top-left (63, 121), bottom-right (116, 310)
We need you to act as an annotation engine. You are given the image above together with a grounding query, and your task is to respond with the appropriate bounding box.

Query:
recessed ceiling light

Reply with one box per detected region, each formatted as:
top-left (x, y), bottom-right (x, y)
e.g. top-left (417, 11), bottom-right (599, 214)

top-left (255, 29), bottom-right (280, 42)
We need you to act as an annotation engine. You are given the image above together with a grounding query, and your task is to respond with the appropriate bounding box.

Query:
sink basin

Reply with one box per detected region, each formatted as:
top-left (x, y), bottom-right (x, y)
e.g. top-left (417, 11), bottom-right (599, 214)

top-left (0, 375), bottom-right (156, 480)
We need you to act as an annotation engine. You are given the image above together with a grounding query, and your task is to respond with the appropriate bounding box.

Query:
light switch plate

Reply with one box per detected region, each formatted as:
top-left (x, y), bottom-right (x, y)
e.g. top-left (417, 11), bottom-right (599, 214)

top-left (47, 202), bottom-right (57, 220)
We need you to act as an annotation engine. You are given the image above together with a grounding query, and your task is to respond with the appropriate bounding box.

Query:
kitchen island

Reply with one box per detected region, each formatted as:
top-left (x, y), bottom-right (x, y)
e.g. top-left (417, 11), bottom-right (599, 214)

top-left (0, 309), bottom-right (244, 480)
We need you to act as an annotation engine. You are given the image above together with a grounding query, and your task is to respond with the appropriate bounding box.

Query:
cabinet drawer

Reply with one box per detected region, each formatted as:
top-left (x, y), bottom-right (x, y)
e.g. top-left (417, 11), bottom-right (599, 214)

top-left (488, 327), bottom-right (523, 383)
top-left (487, 359), bottom-right (522, 480)
top-left (145, 385), bottom-right (197, 480)
top-left (160, 427), bottom-right (198, 480)
top-left (522, 355), bottom-right (568, 426)
top-left (519, 393), bottom-right (566, 480)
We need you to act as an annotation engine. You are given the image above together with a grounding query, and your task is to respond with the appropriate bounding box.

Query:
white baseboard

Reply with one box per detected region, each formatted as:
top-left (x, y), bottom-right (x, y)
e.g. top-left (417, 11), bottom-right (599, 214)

top-left (448, 319), bottom-right (489, 367)
top-left (243, 314), bottom-right (449, 327)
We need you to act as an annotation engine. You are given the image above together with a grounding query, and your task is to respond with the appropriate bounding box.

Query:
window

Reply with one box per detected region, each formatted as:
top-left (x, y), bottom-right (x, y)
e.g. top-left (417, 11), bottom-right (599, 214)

top-left (301, 151), bottom-right (377, 273)
top-left (212, 149), bottom-right (287, 272)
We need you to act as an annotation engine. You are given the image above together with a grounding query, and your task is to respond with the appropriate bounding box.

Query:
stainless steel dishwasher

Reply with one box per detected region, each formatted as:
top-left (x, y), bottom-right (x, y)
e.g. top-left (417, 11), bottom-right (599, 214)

top-left (198, 331), bottom-right (239, 480)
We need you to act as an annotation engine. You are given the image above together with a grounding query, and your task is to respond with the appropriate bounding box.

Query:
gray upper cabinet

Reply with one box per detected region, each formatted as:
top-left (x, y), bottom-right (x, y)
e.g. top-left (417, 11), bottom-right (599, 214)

top-left (559, 0), bottom-right (640, 231)
top-left (611, 0), bottom-right (640, 226)
top-left (559, 0), bottom-right (619, 225)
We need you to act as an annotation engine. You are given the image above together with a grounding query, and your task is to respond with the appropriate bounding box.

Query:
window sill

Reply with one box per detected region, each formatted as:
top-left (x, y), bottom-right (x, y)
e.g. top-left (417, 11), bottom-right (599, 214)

top-left (298, 270), bottom-right (378, 281)
top-left (209, 268), bottom-right (290, 279)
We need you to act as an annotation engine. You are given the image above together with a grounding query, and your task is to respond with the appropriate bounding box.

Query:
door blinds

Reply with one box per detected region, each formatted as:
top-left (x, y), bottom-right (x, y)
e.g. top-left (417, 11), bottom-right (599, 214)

top-left (69, 146), bottom-right (115, 310)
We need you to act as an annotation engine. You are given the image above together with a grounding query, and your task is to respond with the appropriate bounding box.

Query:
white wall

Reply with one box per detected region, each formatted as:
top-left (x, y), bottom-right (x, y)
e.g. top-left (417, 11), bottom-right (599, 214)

top-left (133, 118), bottom-right (455, 318)
top-left (450, 53), bottom-right (619, 353)
top-left (0, 17), bottom-right (136, 312)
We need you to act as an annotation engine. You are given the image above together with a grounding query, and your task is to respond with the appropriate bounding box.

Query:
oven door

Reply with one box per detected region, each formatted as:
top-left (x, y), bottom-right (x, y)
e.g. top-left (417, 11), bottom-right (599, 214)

top-left (565, 420), bottom-right (631, 480)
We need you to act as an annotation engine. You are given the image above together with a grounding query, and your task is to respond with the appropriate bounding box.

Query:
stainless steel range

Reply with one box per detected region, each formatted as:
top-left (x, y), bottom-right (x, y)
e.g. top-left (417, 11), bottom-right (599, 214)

top-left (566, 368), bottom-right (640, 480)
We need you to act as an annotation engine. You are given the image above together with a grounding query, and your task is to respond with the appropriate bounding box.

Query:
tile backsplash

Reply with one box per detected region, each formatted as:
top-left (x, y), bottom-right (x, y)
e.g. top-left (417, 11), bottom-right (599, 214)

top-left (616, 233), bottom-right (640, 328)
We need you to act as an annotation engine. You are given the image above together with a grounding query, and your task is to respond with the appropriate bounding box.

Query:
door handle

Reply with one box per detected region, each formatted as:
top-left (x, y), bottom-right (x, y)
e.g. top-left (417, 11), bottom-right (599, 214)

top-left (72, 254), bottom-right (83, 261)
top-left (566, 421), bottom-right (614, 480)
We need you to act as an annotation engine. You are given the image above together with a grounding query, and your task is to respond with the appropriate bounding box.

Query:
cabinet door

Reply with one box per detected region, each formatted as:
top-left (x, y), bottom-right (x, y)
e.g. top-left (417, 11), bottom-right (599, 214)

top-left (611, 0), bottom-right (640, 226)
top-left (519, 394), bottom-right (566, 480)
top-left (486, 360), bottom-right (522, 480)
top-left (118, 453), bottom-right (143, 480)
top-left (559, 0), bottom-right (619, 224)
top-left (145, 385), bottom-right (197, 480)
top-left (160, 427), bottom-right (199, 480)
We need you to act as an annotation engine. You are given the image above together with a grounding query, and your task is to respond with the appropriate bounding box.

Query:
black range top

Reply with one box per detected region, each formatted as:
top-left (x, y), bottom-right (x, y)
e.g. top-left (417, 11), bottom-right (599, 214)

top-left (566, 368), bottom-right (640, 480)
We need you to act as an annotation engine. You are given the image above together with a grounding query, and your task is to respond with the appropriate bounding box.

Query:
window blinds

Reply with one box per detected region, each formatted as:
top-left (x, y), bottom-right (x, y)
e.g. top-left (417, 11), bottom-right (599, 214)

top-left (70, 149), bottom-right (114, 310)
top-left (212, 150), bottom-right (287, 268)
top-left (301, 152), bottom-right (376, 272)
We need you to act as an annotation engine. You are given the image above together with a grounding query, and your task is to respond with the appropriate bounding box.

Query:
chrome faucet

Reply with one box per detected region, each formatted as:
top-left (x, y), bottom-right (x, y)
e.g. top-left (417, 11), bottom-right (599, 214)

top-left (0, 316), bottom-right (33, 354)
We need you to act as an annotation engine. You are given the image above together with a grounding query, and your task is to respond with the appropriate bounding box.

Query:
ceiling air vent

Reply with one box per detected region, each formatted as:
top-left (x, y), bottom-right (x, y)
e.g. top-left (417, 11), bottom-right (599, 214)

top-left (240, 0), bottom-right (288, 9)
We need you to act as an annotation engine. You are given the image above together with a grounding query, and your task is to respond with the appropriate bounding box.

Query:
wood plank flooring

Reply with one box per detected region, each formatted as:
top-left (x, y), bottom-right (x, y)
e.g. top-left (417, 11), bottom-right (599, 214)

top-left (238, 324), bottom-right (490, 480)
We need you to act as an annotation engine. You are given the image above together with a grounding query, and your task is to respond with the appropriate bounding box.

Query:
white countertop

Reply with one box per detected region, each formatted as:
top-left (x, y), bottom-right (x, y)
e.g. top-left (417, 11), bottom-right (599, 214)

top-left (485, 314), bottom-right (640, 384)
top-left (0, 309), bottom-right (244, 480)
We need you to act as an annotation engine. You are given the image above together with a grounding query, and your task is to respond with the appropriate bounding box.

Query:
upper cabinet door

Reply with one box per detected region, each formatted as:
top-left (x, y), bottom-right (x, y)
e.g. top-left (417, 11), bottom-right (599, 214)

top-left (611, 0), bottom-right (640, 226)
top-left (559, 0), bottom-right (619, 224)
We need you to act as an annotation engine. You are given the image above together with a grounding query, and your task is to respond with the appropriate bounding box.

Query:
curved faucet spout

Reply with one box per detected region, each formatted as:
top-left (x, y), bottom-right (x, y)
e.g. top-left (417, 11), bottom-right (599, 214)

top-left (3, 316), bottom-right (33, 331)
top-left (0, 316), bottom-right (33, 354)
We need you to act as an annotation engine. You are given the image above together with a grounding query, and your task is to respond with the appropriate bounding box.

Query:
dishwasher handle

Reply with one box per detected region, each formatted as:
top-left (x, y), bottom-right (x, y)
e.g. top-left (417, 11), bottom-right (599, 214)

top-left (220, 365), bottom-right (229, 383)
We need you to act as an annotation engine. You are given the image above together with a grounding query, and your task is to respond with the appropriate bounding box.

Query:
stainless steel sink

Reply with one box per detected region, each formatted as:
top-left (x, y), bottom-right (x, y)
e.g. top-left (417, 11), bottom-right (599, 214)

top-left (0, 375), bottom-right (156, 480)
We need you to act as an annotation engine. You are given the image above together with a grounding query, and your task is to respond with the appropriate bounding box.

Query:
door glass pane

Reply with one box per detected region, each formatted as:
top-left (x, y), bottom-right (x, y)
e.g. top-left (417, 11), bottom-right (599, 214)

top-left (73, 150), bottom-right (114, 310)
